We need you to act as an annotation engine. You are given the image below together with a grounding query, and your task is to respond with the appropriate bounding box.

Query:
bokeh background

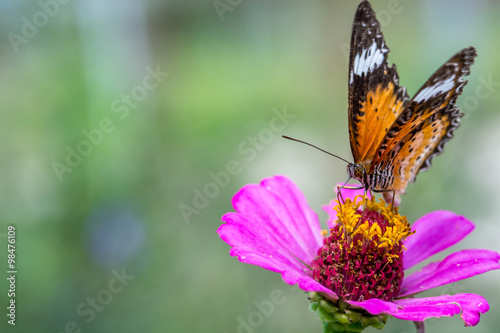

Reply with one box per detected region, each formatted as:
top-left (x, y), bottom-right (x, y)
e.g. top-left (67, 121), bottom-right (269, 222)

top-left (1, 0), bottom-right (500, 332)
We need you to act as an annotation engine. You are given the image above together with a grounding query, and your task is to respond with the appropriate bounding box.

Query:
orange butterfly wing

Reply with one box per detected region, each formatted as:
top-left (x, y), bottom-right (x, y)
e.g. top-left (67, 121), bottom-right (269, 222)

top-left (370, 47), bottom-right (477, 195)
top-left (345, 1), bottom-right (475, 204)
top-left (347, 0), bottom-right (408, 168)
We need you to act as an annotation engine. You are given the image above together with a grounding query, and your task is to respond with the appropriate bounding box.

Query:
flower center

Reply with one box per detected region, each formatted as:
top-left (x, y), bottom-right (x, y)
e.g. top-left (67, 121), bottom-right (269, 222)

top-left (311, 196), bottom-right (414, 302)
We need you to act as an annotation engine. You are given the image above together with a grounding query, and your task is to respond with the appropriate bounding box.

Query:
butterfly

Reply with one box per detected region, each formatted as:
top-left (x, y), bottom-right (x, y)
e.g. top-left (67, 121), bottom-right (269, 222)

top-left (343, 0), bottom-right (476, 205)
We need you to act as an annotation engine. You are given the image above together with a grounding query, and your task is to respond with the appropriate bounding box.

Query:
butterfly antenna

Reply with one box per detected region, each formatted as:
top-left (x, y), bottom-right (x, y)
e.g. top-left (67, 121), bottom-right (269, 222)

top-left (282, 135), bottom-right (351, 164)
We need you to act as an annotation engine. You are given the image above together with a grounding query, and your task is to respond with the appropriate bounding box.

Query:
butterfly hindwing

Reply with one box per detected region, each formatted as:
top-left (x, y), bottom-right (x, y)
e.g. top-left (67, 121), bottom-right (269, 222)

top-left (374, 110), bottom-right (457, 193)
top-left (370, 47), bottom-right (477, 194)
top-left (348, 0), bottom-right (409, 167)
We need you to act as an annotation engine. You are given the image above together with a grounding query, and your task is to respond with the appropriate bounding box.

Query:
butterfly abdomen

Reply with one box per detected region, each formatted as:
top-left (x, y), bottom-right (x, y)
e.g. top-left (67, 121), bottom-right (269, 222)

top-left (367, 166), bottom-right (395, 191)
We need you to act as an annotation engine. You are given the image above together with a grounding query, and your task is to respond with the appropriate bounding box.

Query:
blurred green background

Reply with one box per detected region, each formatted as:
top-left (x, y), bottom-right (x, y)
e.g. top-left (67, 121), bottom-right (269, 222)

top-left (1, 0), bottom-right (499, 332)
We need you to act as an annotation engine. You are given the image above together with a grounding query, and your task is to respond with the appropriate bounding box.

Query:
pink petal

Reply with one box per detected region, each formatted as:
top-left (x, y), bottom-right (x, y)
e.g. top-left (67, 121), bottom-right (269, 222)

top-left (394, 294), bottom-right (489, 327)
top-left (400, 249), bottom-right (500, 297)
top-left (261, 176), bottom-right (323, 253)
top-left (218, 176), bottom-right (336, 297)
top-left (221, 218), bottom-right (334, 295)
top-left (348, 294), bottom-right (489, 326)
top-left (322, 184), bottom-right (369, 229)
top-left (229, 176), bottom-right (322, 263)
top-left (403, 211), bottom-right (474, 270)
top-left (347, 298), bottom-right (400, 315)
top-left (220, 213), bottom-right (309, 273)
top-left (321, 200), bottom-right (337, 229)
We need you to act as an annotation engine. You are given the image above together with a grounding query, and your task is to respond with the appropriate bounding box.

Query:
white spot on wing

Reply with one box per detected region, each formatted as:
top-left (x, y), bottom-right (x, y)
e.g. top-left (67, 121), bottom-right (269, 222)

top-left (413, 76), bottom-right (455, 103)
top-left (353, 41), bottom-right (387, 76)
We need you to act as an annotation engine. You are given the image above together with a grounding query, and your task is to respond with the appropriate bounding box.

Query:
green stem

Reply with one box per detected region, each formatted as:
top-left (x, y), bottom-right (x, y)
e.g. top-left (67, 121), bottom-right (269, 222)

top-left (323, 321), bottom-right (364, 333)
top-left (413, 321), bottom-right (425, 333)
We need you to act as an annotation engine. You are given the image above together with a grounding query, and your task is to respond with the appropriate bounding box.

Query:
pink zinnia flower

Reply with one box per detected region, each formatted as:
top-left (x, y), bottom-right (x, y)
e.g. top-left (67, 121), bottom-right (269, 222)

top-left (218, 175), bottom-right (500, 332)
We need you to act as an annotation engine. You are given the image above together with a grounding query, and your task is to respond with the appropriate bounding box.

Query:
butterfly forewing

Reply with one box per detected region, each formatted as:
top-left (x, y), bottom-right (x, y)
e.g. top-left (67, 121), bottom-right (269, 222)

top-left (348, 0), bottom-right (409, 166)
top-left (370, 47), bottom-right (477, 194)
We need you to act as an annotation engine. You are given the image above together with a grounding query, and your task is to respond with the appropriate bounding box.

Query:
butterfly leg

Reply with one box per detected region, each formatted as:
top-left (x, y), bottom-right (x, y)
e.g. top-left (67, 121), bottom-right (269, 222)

top-left (336, 183), bottom-right (365, 218)
top-left (372, 189), bottom-right (399, 211)
top-left (336, 177), bottom-right (363, 218)
top-left (336, 177), bottom-right (355, 204)
top-left (383, 190), bottom-right (401, 208)
top-left (354, 188), bottom-right (371, 231)
top-left (336, 182), bottom-right (364, 204)
top-left (336, 181), bottom-right (363, 239)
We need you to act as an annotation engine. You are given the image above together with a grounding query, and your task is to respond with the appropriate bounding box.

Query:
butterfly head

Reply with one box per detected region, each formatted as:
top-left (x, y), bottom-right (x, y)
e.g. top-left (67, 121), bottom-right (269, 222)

top-left (347, 163), bottom-right (366, 184)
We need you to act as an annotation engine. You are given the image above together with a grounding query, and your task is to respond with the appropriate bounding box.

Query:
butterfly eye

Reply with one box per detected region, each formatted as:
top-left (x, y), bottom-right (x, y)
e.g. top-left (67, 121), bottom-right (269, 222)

top-left (355, 166), bottom-right (365, 178)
